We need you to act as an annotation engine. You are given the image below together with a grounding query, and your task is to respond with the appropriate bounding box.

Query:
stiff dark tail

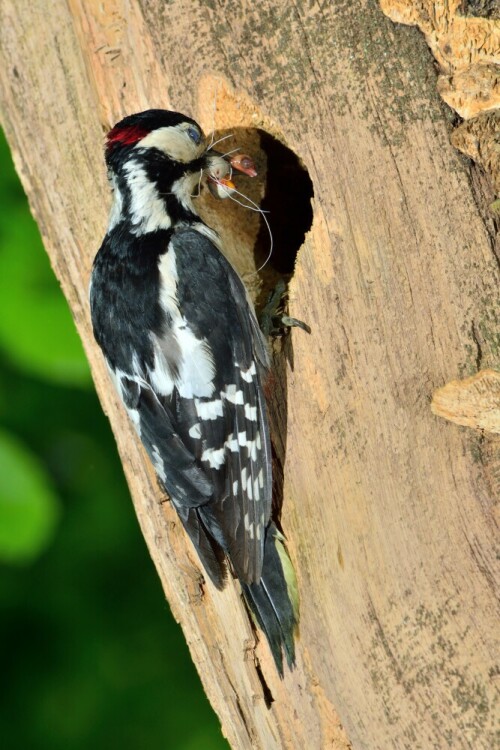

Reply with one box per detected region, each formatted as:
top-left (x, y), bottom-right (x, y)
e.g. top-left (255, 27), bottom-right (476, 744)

top-left (241, 522), bottom-right (299, 677)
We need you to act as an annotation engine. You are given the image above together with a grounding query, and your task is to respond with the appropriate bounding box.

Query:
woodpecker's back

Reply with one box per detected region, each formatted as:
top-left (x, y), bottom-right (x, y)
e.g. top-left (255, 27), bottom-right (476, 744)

top-left (90, 110), bottom-right (298, 674)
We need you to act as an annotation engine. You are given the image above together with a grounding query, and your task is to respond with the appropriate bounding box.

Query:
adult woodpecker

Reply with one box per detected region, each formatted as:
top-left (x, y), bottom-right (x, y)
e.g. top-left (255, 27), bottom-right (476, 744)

top-left (90, 109), bottom-right (298, 675)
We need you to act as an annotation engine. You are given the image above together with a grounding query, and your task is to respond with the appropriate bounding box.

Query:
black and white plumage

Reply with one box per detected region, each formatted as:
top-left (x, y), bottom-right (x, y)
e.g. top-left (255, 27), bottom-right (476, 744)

top-left (90, 110), bottom-right (298, 674)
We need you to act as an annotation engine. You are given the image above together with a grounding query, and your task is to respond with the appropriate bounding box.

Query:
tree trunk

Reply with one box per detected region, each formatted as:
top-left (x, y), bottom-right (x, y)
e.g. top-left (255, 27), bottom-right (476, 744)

top-left (0, 1), bottom-right (497, 748)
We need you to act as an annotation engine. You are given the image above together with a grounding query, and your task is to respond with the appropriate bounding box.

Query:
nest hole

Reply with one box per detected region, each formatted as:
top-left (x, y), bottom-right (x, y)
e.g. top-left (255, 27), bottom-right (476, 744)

top-left (255, 130), bottom-right (314, 275)
top-left (197, 127), bottom-right (314, 312)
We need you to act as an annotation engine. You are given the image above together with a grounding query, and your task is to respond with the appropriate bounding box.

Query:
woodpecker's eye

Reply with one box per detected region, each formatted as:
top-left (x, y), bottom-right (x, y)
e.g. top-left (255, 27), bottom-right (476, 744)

top-left (187, 126), bottom-right (201, 144)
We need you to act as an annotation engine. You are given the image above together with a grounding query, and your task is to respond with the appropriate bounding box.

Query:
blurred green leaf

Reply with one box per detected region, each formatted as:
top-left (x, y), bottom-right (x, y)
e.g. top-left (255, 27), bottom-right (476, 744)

top-left (0, 428), bottom-right (61, 562)
top-left (0, 132), bottom-right (90, 387)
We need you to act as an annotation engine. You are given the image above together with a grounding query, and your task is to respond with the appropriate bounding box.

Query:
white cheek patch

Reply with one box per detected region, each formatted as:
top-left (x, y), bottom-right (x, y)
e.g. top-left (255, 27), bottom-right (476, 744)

top-left (138, 126), bottom-right (204, 163)
top-left (171, 173), bottom-right (202, 212)
top-left (123, 161), bottom-right (172, 235)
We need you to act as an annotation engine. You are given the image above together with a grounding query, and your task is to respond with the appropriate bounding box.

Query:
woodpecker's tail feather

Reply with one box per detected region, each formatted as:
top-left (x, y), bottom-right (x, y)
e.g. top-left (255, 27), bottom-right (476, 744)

top-left (241, 522), bottom-right (299, 677)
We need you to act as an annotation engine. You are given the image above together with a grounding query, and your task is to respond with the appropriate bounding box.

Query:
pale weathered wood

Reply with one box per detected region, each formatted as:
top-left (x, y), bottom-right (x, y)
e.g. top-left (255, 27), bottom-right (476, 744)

top-left (0, 1), bottom-right (498, 749)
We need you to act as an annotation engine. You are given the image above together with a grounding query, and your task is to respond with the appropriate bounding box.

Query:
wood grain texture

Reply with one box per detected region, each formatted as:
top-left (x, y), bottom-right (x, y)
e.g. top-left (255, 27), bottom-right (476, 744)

top-left (0, 1), bottom-right (498, 748)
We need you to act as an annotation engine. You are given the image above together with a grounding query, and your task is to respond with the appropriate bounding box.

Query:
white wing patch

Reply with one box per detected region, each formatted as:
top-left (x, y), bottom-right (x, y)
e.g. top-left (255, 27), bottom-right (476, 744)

top-left (195, 398), bottom-right (223, 420)
top-left (201, 432), bottom-right (242, 469)
top-left (175, 330), bottom-right (216, 398)
top-left (157, 246), bottom-right (215, 399)
top-left (158, 242), bottom-right (179, 313)
top-left (201, 446), bottom-right (226, 469)
top-left (239, 362), bottom-right (256, 382)
top-left (224, 384), bottom-right (244, 405)
top-left (244, 404), bottom-right (257, 421)
top-left (107, 364), bottom-right (143, 436)
top-left (151, 444), bottom-right (167, 482)
top-left (188, 423), bottom-right (202, 439)
top-left (253, 477), bottom-right (260, 501)
top-left (127, 407), bottom-right (141, 431)
top-left (226, 435), bottom-right (239, 452)
top-left (149, 343), bottom-right (175, 397)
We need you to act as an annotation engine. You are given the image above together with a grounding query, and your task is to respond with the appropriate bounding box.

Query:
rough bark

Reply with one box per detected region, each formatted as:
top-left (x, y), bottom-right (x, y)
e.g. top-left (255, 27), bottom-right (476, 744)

top-left (0, 1), bottom-right (498, 749)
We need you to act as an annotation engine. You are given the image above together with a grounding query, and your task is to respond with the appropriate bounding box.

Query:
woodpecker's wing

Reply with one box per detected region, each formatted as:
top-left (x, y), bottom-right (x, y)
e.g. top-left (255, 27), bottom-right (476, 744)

top-left (115, 373), bottom-right (227, 588)
top-left (125, 228), bottom-right (272, 585)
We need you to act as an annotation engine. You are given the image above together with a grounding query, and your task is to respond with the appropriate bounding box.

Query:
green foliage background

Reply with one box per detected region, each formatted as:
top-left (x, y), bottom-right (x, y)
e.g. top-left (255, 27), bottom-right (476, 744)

top-left (0, 129), bottom-right (228, 750)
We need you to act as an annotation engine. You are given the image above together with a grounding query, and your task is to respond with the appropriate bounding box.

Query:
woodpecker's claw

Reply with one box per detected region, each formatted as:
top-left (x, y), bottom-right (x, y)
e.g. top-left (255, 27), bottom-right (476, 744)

top-left (259, 280), bottom-right (311, 337)
top-left (279, 315), bottom-right (312, 334)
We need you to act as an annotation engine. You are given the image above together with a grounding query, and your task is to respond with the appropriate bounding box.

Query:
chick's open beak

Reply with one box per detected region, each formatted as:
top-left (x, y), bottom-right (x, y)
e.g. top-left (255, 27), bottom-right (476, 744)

top-left (230, 153), bottom-right (257, 178)
top-left (207, 175), bottom-right (237, 199)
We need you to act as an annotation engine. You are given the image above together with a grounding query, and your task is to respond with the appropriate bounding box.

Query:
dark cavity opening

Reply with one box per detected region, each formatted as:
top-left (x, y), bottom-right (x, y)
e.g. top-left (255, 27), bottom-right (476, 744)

top-left (254, 129), bottom-right (314, 276)
top-left (199, 125), bottom-right (314, 312)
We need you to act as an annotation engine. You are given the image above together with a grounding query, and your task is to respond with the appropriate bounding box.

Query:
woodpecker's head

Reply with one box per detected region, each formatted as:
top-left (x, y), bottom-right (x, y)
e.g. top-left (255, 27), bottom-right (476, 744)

top-left (106, 110), bottom-right (206, 222)
top-left (104, 109), bottom-right (258, 235)
top-left (104, 109), bottom-right (236, 233)
top-left (105, 110), bottom-right (206, 169)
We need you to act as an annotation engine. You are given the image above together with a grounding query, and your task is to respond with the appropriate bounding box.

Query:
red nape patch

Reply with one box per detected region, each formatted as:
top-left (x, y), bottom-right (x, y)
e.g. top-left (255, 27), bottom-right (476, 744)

top-left (106, 124), bottom-right (149, 148)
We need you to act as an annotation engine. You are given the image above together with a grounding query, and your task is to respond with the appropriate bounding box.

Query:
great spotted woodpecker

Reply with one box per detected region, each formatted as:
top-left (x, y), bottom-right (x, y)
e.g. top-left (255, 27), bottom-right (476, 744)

top-left (90, 110), bottom-right (298, 674)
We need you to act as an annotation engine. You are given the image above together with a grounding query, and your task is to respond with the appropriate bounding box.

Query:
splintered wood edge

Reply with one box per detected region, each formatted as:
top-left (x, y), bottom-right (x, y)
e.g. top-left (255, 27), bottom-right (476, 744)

top-left (431, 369), bottom-right (500, 434)
top-left (451, 112), bottom-right (500, 195)
top-left (379, 0), bottom-right (500, 197)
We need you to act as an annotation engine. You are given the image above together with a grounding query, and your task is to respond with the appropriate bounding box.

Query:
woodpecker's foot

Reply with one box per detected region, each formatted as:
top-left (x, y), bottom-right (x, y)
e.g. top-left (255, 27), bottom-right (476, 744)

top-left (259, 279), bottom-right (311, 337)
